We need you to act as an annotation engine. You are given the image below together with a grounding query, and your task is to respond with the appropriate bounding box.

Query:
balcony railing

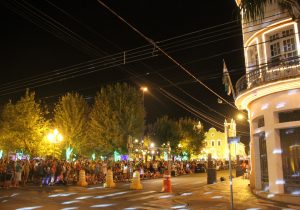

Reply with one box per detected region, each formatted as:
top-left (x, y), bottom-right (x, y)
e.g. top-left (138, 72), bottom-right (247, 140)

top-left (236, 58), bottom-right (300, 97)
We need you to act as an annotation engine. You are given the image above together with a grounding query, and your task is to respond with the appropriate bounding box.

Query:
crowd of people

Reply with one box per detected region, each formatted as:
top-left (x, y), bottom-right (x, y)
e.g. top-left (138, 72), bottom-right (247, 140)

top-left (0, 157), bottom-right (248, 189)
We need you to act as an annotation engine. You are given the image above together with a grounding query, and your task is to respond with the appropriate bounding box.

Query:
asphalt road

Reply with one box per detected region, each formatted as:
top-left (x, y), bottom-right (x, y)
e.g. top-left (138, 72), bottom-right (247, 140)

top-left (0, 171), bottom-right (299, 210)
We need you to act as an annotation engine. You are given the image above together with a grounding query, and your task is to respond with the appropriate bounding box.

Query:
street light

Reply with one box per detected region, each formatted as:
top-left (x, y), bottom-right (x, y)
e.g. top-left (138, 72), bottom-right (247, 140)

top-left (47, 129), bottom-right (63, 158)
top-left (140, 86), bottom-right (148, 107)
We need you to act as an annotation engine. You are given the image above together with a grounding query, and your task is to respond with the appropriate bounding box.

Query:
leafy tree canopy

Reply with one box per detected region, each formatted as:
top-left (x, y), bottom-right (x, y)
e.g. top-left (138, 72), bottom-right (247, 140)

top-left (88, 83), bottom-right (145, 155)
top-left (0, 89), bottom-right (49, 157)
top-left (53, 92), bottom-right (90, 156)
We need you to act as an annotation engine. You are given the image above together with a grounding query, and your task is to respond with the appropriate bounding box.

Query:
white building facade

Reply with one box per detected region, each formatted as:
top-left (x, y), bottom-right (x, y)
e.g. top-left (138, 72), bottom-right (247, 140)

top-left (199, 127), bottom-right (246, 161)
top-left (235, 1), bottom-right (300, 195)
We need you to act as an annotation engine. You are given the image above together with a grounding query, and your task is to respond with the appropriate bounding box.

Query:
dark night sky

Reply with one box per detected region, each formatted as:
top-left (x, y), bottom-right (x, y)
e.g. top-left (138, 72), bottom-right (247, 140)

top-left (0, 0), bottom-right (249, 140)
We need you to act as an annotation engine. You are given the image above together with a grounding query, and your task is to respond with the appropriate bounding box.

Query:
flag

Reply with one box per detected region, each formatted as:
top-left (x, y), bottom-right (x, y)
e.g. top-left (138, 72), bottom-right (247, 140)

top-left (222, 60), bottom-right (234, 97)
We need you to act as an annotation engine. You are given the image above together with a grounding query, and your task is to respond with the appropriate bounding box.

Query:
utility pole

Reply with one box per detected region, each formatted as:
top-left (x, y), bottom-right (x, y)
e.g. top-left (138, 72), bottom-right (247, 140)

top-left (225, 119), bottom-right (235, 210)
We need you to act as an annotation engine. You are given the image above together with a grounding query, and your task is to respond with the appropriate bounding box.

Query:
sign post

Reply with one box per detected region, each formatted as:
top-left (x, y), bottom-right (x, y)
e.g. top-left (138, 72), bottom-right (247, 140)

top-left (225, 119), bottom-right (239, 210)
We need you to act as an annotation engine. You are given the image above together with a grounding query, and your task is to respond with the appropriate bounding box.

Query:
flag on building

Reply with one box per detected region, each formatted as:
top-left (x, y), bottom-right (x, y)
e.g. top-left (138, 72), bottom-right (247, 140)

top-left (222, 60), bottom-right (235, 98)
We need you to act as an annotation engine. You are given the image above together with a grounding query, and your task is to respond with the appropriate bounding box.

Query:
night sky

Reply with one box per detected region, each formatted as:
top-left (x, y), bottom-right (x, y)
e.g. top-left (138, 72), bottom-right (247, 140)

top-left (0, 0), bottom-right (249, 142)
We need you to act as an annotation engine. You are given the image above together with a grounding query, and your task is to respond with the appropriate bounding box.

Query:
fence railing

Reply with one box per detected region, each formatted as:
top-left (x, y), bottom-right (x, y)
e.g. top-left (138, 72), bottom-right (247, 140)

top-left (236, 60), bottom-right (300, 97)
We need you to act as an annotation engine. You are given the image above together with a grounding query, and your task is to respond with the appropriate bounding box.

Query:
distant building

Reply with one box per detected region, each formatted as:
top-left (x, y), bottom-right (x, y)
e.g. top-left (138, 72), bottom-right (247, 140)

top-left (198, 127), bottom-right (246, 161)
top-left (235, 1), bottom-right (300, 195)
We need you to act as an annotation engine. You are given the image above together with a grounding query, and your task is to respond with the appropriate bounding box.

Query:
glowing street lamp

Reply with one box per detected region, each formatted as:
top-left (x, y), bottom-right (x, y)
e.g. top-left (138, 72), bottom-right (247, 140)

top-left (140, 86), bottom-right (148, 107)
top-left (237, 113), bottom-right (245, 121)
top-left (47, 129), bottom-right (63, 158)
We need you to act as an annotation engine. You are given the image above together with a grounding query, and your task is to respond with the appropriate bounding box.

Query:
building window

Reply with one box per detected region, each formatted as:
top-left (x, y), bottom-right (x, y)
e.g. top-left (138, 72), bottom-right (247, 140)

top-left (247, 44), bottom-right (259, 70)
top-left (211, 141), bottom-right (215, 147)
top-left (280, 127), bottom-right (300, 193)
top-left (268, 27), bottom-right (298, 68)
top-left (279, 109), bottom-right (300, 123)
top-left (257, 117), bottom-right (265, 128)
top-left (218, 140), bottom-right (221, 146)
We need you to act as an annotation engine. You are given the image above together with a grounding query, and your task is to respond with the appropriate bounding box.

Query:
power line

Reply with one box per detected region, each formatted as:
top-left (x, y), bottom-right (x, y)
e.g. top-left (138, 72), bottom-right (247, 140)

top-left (0, 1), bottom-right (289, 94)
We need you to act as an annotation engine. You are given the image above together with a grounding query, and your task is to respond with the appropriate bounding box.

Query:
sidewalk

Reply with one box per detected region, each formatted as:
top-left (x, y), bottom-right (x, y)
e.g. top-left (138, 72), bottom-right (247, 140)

top-left (174, 177), bottom-right (300, 210)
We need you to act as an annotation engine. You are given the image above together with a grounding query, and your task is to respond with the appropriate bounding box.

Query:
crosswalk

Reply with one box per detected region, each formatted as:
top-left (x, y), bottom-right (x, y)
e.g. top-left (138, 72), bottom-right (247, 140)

top-left (0, 188), bottom-right (183, 210)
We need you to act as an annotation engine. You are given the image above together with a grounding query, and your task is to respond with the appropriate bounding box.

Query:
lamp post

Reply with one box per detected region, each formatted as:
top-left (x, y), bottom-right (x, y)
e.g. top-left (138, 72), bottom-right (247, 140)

top-left (47, 129), bottom-right (63, 158)
top-left (224, 119), bottom-right (238, 210)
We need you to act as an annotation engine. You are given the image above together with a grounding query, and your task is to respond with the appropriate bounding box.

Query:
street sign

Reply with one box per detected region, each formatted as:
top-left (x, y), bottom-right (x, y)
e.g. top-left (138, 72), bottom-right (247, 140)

top-left (228, 136), bottom-right (240, 144)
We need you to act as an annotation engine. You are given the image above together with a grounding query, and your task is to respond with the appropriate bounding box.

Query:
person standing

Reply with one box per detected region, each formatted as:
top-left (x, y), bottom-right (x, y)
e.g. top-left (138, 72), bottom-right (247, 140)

top-left (22, 160), bottom-right (30, 185)
top-left (14, 160), bottom-right (22, 188)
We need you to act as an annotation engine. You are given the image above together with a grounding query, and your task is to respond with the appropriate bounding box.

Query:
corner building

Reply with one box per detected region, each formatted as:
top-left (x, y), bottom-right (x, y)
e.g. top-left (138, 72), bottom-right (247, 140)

top-left (234, 0), bottom-right (300, 194)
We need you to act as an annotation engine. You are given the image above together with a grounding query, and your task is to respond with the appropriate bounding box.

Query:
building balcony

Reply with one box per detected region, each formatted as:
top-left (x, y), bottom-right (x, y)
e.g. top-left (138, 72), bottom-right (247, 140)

top-left (235, 57), bottom-right (300, 110)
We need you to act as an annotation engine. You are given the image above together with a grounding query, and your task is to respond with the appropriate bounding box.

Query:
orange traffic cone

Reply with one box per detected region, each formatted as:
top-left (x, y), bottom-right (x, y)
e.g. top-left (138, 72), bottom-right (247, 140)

top-left (161, 169), bottom-right (172, 192)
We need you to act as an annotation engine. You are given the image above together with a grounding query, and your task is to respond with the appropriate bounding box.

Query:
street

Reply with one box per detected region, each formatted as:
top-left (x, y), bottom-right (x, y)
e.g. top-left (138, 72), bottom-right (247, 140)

top-left (0, 170), bottom-right (300, 210)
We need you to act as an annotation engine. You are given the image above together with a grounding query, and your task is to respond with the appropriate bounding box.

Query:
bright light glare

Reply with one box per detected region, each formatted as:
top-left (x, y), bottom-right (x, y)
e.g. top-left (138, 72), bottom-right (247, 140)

top-left (140, 86), bottom-right (148, 92)
top-left (61, 200), bottom-right (80, 205)
top-left (261, 104), bottom-right (269, 110)
top-left (90, 204), bottom-right (115, 208)
top-left (159, 195), bottom-right (174, 199)
top-left (275, 179), bottom-right (285, 185)
top-left (49, 193), bottom-right (76, 198)
top-left (58, 134), bottom-right (63, 141)
top-left (288, 89), bottom-right (299, 95)
top-left (276, 102), bottom-right (286, 109)
top-left (211, 196), bottom-right (223, 199)
top-left (267, 193), bottom-right (275, 198)
top-left (292, 191), bottom-right (300, 195)
top-left (246, 208), bottom-right (261, 210)
top-left (94, 195), bottom-right (106, 199)
top-left (171, 205), bottom-right (187, 209)
top-left (47, 133), bottom-right (54, 141)
top-left (203, 192), bottom-right (212, 195)
top-left (61, 207), bottom-right (79, 210)
top-left (76, 196), bottom-right (92, 200)
top-left (180, 192), bottom-right (192, 196)
top-left (16, 206), bottom-right (43, 210)
top-left (88, 186), bottom-right (104, 190)
top-left (237, 113), bottom-right (244, 120)
top-left (272, 149), bottom-right (282, 154)
top-left (94, 191), bottom-right (129, 199)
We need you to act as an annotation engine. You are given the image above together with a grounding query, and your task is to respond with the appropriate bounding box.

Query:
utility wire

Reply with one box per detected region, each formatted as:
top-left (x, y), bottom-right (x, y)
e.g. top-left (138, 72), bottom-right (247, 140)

top-left (95, 0), bottom-right (237, 109)
top-left (1, 0), bottom-right (288, 90)
top-left (0, 2), bottom-right (289, 93)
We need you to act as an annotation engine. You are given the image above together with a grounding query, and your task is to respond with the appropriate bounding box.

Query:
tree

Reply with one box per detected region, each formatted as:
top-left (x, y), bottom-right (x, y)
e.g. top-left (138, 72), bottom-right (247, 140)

top-left (149, 116), bottom-right (181, 150)
top-left (0, 90), bottom-right (49, 157)
top-left (177, 118), bottom-right (205, 155)
top-left (53, 92), bottom-right (90, 156)
top-left (88, 83), bottom-right (145, 155)
top-left (238, 0), bottom-right (300, 21)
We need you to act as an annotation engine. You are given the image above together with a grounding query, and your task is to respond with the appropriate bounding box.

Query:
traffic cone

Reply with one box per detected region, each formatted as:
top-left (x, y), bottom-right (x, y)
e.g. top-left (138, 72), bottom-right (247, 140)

top-left (130, 170), bottom-right (143, 190)
top-left (161, 169), bottom-right (172, 192)
top-left (77, 170), bottom-right (88, 187)
top-left (104, 168), bottom-right (116, 188)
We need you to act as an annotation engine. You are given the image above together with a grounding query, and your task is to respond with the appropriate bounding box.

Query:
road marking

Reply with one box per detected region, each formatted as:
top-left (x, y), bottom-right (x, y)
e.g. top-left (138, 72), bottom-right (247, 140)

top-left (111, 190), bottom-right (156, 199)
top-left (129, 194), bottom-right (156, 201)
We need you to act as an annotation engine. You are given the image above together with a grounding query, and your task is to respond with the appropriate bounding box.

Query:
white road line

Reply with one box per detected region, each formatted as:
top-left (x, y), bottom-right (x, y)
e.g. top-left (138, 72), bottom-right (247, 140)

top-left (129, 194), bottom-right (156, 201)
top-left (111, 190), bottom-right (156, 199)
